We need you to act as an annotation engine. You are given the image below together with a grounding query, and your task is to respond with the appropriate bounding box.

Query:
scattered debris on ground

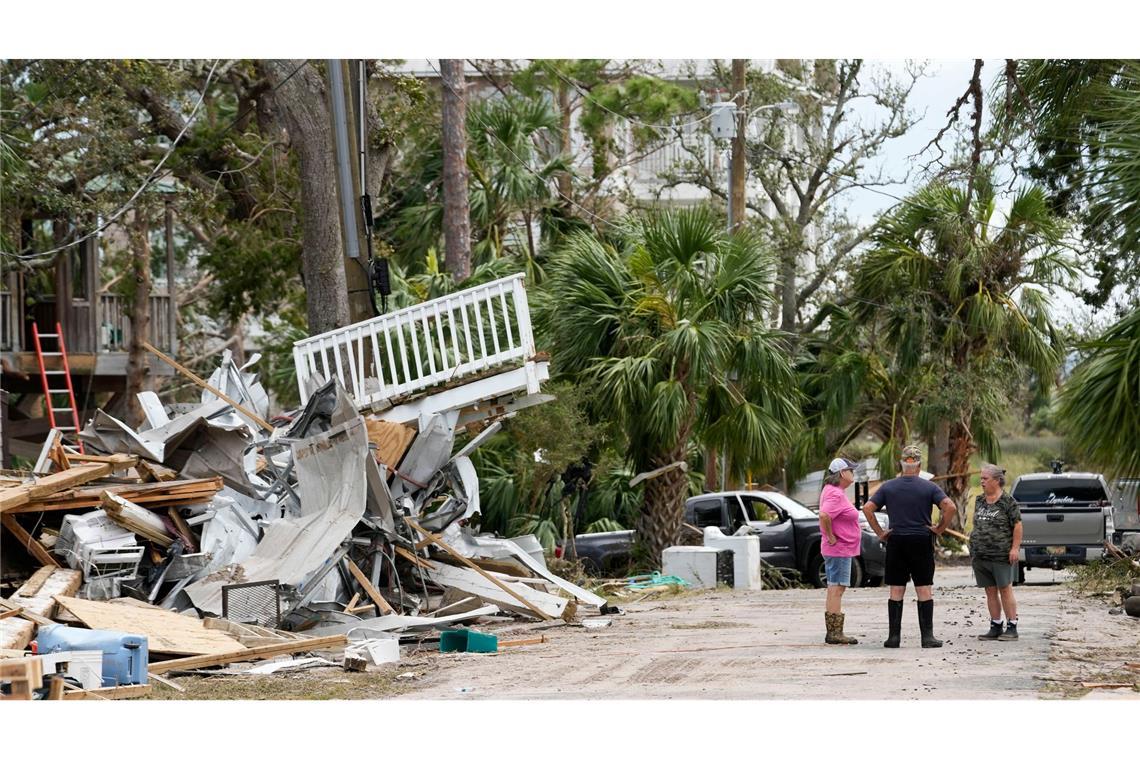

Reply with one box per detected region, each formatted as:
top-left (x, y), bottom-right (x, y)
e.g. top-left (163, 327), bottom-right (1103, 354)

top-left (1, 279), bottom-right (616, 700)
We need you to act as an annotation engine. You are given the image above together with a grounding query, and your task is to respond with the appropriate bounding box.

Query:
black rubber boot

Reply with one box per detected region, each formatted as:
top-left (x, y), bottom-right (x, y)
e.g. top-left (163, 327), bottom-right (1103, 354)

top-left (917, 599), bottom-right (943, 648)
top-left (977, 621), bottom-right (1004, 640)
top-left (884, 599), bottom-right (903, 648)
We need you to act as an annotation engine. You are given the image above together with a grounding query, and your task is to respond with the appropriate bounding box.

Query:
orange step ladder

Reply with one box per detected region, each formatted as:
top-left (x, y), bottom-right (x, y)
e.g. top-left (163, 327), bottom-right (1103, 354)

top-left (31, 322), bottom-right (85, 453)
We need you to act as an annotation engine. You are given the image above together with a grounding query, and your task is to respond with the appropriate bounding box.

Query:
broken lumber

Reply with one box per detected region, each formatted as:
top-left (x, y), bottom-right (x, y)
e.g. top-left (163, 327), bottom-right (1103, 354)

top-left (0, 568), bottom-right (82, 650)
top-left (148, 634), bottom-right (348, 674)
top-left (5, 477), bottom-right (224, 514)
top-left (61, 684), bottom-right (152, 700)
top-left (498, 635), bottom-right (547, 648)
top-left (0, 514), bottom-right (61, 567)
top-left (405, 517), bottom-right (554, 621)
top-left (53, 596), bottom-right (247, 656)
top-left (0, 462), bottom-right (113, 514)
top-left (345, 558), bottom-right (396, 615)
top-left (99, 491), bottom-right (174, 547)
top-left (201, 618), bottom-right (314, 648)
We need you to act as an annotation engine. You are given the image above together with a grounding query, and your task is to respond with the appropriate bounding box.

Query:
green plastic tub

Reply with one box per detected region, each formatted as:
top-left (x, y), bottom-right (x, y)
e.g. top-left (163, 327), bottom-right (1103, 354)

top-left (439, 629), bottom-right (499, 653)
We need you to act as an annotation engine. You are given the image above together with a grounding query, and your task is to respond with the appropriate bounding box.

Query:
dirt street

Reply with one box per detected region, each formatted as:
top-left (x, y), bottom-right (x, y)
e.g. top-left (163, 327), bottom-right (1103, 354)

top-left (397, 565), bottom-right (1140, 700)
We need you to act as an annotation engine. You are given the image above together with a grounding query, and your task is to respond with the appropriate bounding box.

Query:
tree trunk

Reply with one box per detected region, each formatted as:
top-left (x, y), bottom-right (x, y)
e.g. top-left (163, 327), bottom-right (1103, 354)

top-left (637, 446), bottom-right (692, 571)
top-left (124, 212), bottom-right (152, 429)
top-left (729, 60), bottom-right (747, 231)
top-left (262, 60), bottom-right (350, 336)
top-left (779, 242), bottom-right (798, 331)
top-left (440, 59), bottom-right (472, 283)
top-left (928, 419), bottom-right (951, 479)
top-left (945, 421), bottom-right (973, 531)
top-left (557, 80), bottom-right (573, 202)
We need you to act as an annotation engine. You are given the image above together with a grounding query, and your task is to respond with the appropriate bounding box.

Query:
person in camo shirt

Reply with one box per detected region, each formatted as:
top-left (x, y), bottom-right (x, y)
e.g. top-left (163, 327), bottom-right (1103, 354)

top-left (971, 463), bottom-right (1023, 641)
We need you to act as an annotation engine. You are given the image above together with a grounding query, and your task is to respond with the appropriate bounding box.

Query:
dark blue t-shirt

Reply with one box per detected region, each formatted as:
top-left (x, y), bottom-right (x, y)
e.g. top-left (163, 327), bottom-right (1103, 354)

top-left (868, 476), bottom-right (949, 537)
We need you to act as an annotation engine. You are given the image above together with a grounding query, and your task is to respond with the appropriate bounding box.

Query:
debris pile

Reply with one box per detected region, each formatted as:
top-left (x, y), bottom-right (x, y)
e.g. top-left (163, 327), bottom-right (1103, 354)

top-left (1, 277), bottom-right (611, 699)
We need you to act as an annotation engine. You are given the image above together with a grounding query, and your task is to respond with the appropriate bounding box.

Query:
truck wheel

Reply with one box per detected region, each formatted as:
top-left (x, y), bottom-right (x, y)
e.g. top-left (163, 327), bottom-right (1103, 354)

top-left (865, 574), bottom-right (883, 588)
top-left (1014, 563), bottom-right (1026, 586)
top-left (1125, 595), bottom-right (1140, 618)
top-left (850, 559), bottom-right (864, 589)
top-left (808, 552), bottom-right (827, 589)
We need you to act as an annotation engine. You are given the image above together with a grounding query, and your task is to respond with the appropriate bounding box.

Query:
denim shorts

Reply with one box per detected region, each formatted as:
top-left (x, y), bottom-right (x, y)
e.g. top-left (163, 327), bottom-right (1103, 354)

top-left (824, 556), bottom-right (853, 586)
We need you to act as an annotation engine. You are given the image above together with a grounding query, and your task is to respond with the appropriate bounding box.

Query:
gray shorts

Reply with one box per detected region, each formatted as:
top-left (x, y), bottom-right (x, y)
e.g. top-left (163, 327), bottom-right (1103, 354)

top-left (972, 558), bottom-right (1015, 588)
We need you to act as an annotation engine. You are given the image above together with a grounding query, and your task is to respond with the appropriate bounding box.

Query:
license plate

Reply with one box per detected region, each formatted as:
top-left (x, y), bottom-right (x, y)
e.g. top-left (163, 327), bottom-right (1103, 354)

top-left (1046, 546), bottom-right (1067, 555)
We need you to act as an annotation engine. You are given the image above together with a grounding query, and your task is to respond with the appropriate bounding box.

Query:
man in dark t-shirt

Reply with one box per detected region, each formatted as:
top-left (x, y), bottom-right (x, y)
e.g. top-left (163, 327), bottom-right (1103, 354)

top-left (862, 445), bottom-right (958, 648)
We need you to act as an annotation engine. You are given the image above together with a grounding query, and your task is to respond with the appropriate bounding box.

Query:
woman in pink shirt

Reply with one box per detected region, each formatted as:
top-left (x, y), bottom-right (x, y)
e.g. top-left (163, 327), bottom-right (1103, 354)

top-left (819, 457), bottom-right (861, 644)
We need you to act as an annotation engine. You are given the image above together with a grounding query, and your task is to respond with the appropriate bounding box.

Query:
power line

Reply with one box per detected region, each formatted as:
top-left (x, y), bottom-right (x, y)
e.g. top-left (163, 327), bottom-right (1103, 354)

top-left (1, 59), bottom-right (221, 262)
top-left (1, 59), bottom-right (312, 264)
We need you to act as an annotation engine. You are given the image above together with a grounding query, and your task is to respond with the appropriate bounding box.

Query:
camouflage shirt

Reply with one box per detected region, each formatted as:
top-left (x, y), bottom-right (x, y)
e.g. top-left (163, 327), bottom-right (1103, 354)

top-left (970, 492), bottom-right (1021, 561)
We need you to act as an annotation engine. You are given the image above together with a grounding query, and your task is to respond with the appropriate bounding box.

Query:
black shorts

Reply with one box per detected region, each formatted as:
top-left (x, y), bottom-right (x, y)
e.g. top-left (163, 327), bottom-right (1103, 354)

top-left (884, 533), bottom-right (936, 587)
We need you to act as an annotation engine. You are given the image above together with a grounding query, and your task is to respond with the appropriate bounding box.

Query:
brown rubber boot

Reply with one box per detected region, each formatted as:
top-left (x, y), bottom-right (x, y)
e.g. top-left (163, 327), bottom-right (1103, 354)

top-left (825, 612), bottom-right (858, 644)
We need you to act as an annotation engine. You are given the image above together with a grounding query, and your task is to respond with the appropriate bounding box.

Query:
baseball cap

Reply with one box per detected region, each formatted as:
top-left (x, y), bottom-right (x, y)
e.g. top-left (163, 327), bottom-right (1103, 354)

top-left (900, 445), bottom-right (922, 462)
top-left (827, 457), bottom-right (855, 473)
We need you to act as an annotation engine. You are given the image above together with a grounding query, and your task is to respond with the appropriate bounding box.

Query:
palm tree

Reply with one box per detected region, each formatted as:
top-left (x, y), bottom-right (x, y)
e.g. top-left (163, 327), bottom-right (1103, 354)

top-left (539, 207), bottom-right (802, 566)
top-left (388, 95), bottom-right (575, 282)
top-left (852, 176), bottom-right (1075, 510)
top-left (1057, 309), bottom-right (1140, 479)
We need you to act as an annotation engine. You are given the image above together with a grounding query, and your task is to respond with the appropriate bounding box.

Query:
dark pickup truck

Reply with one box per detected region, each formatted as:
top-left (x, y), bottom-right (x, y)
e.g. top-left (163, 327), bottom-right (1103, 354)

top-left (566, 490), bottom-right (886, 587)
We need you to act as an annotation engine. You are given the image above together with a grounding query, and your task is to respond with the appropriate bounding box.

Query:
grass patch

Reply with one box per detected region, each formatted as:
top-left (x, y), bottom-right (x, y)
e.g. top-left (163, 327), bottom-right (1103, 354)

top-left (145, 667), bottom-right (414, 700)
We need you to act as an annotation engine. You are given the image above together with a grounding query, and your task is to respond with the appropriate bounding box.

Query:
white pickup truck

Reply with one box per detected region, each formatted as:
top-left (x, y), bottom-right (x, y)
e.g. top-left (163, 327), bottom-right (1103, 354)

top-left (1011, 471), bottom-right (1115, 583)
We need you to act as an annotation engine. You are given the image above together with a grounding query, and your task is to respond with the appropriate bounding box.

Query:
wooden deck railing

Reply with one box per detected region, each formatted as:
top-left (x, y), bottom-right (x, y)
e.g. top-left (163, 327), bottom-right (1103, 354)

top-left (293, 274), bottom-right (536, 409)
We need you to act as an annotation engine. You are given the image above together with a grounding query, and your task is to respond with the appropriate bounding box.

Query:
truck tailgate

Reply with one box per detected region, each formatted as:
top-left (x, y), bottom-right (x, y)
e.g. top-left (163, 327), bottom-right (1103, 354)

top-left (1019, 506), bottom-right (1105, 546)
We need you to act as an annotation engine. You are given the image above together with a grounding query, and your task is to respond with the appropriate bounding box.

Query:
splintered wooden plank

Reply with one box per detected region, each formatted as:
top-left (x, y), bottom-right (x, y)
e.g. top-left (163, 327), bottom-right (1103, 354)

top-left (61, 684), bottom-right (153, 700)
top-left (364, 418), bottom-right (416, 470)
top-left (0, 568), bottom-right (82, 650)
top-left (6, 477), bottom-right (224, 514)
top-left (345, 559), bottom-right (396, 615)
top-left (148, 634), bottom-right (347, 674)
top-left (53, 596), bottom-right (247, 656)
top-left (1, 514), bottom-right (62, 567)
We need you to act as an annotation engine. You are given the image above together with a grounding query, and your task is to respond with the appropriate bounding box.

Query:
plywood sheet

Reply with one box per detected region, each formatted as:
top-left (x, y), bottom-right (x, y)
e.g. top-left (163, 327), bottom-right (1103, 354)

top-left (364, 418), bottom-right (416, 470)
top-left (52, 596), bottom-right (247, 656)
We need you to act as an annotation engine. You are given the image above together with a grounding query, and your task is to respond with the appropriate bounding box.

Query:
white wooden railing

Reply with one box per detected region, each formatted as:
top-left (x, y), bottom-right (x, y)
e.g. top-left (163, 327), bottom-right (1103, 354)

top-left (293, 274), bottom-right (537, 409)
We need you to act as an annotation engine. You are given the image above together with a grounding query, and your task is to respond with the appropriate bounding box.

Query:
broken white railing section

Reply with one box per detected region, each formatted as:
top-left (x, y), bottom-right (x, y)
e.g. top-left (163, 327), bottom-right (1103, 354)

top-left (293, 273), bottom-right (539, 411)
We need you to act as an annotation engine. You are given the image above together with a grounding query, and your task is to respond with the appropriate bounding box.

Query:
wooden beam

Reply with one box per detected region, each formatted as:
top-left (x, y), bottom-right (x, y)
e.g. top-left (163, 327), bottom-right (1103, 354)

top-left (345, 559), bottom-right (396, 615)
top-left (141, 340), bottom-right (273, 432)
top-left (498, 635), bottom-right (547, 648)
top-left (15, 566), bottom-right (55, 597)
top-left (0, 462), bottom-right (113, 514)
top-left (148, 634), bottom-right (348, 675)
top-left (61, 684), bottom-right (152, 700)
top-left (1, 514), bottom-right (61, 567)
top-left (403, 517), bottom-right (553, 621)
top-left (393, 545), bottom-right (433, 570)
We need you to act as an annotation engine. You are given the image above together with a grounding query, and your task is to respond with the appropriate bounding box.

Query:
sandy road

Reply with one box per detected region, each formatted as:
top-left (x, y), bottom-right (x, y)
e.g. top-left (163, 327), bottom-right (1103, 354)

top-left (395, 565), bottom-right (1139, 700)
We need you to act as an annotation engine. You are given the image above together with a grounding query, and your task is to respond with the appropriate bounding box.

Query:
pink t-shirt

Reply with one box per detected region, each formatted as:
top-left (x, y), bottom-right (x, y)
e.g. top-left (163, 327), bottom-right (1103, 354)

top-left (819, 484), bottom-right (861, 558)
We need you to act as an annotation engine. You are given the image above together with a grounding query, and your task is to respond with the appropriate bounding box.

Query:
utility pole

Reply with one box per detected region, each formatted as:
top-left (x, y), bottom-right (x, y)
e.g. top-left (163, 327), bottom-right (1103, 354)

top-left (729, 59), bottom-right (747, 232)
top-left (440, 59), bottom-right (472, 283)
top-left (326, 59), bottom-right (375, 324)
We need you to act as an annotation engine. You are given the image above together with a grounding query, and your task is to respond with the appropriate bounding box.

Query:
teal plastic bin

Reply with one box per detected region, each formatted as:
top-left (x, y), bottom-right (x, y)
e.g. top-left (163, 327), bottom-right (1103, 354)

top-left (439, 629), bottom-right (498, 653)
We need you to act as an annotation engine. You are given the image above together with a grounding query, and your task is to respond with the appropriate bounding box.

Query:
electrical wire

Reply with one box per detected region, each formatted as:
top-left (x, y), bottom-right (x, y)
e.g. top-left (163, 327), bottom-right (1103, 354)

top-left (1, 59), bottom-right (312, 264)
top-left (1, 59), bottom-right (221, 262)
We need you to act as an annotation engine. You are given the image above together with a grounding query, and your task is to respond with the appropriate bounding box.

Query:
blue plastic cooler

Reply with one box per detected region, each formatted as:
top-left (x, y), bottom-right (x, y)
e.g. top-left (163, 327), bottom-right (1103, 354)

top-left (35, 624), bottom-right (149, 686)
